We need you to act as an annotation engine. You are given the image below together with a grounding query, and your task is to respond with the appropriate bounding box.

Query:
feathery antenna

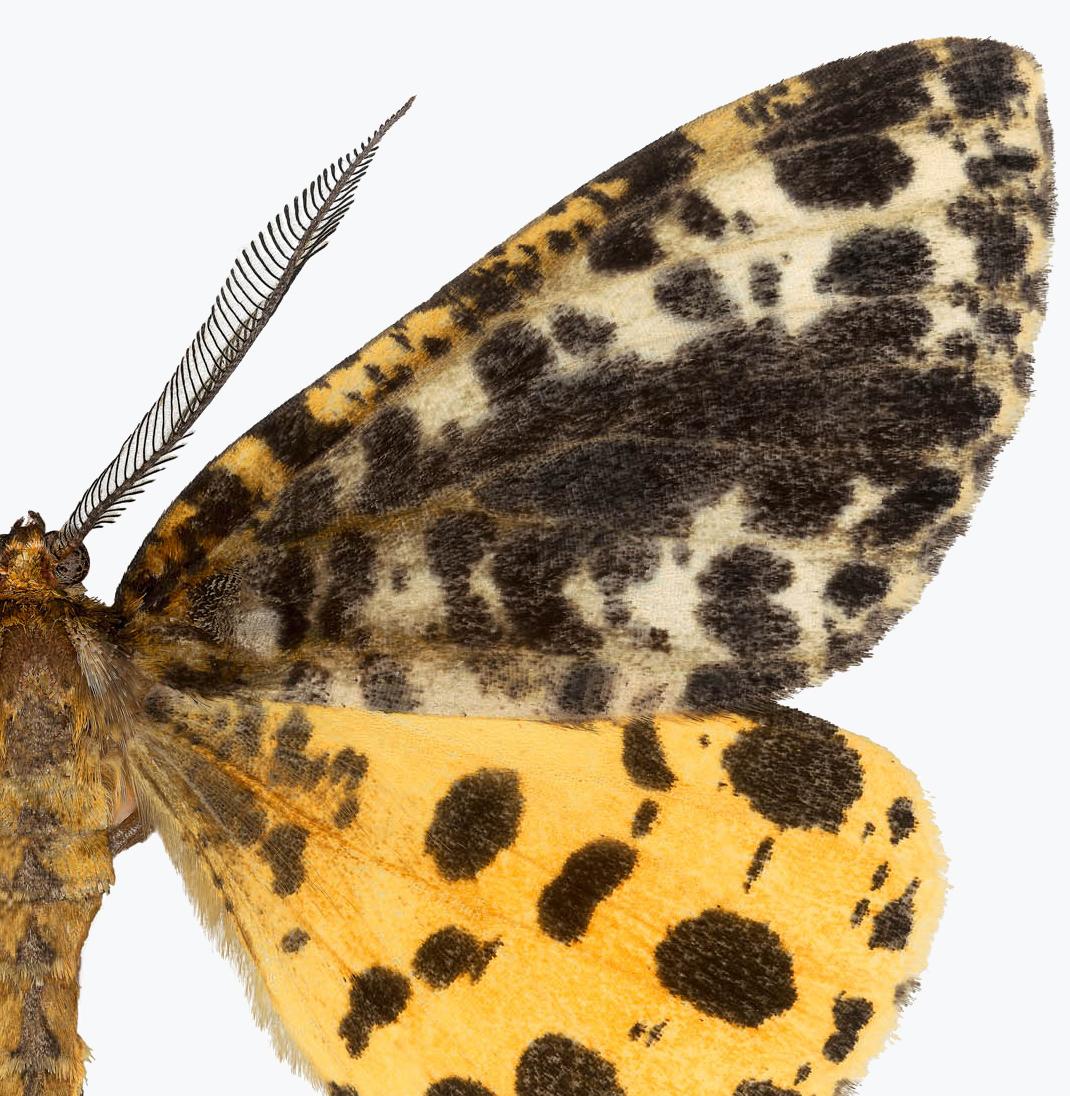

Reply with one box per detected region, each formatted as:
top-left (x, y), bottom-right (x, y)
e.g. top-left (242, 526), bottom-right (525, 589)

top-left (54, 97), bottom-right (414, 553)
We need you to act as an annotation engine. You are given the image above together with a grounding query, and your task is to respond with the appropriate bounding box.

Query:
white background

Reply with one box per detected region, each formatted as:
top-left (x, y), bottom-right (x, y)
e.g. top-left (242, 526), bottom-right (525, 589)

top-left (0, 2), bottom-right (1065, 1093)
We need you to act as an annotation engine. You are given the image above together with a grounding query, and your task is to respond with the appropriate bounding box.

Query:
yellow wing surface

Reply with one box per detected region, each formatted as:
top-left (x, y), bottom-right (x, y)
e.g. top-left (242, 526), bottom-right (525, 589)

top-left (129, 694), bottom-right (943, 1096)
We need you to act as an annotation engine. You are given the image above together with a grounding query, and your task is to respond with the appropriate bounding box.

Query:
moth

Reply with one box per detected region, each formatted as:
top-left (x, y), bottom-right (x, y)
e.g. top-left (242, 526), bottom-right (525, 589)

top-left (0, 36), bottom-right (1052, 1096)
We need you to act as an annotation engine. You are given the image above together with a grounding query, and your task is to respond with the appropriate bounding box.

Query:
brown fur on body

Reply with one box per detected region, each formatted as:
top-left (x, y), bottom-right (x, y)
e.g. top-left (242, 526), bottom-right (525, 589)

top-left (0, 519), bottom-right (134, 1096)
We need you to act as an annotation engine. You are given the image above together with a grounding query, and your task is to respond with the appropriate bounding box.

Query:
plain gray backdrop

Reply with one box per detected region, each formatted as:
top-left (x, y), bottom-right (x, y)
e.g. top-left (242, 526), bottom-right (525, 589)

top-left (0, 2), bottom-right (1064, 1093)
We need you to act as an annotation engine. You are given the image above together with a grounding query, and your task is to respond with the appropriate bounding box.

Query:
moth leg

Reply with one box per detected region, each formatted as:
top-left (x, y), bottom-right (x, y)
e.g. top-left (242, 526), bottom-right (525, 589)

top-left (108, 807), bottom-right (154, 855)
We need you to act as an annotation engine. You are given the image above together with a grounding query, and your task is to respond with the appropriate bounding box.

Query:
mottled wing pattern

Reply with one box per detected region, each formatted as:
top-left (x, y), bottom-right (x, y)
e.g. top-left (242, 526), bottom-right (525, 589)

top-left (118, 38), bottom-right (1052, 720)
top-left (128, 691), bottom-right (942, 1096)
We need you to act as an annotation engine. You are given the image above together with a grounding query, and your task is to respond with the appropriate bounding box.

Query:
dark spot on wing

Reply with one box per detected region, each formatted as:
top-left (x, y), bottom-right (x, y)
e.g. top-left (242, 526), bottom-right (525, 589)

top-left (734, 1084), bottom-right (801, 1096)
top-left (654, 261), bottom-right (734, 322)
top-left (339, 967), bottom-right (411, 1059)
top-left (516, 1034), bottom-right (625, 1096)
top-left (551, 308), bottom-right (617, 356)
top-left (744, 837), bottom-right (775, 892)
top-left (823, 996), bottom-right (875, 1063)
top-left (537, 839), bottom-right (638, 944)
top-left (678, 190), bottom-right (728, 239)
top-left (426, 1081), bottom-right (497, 1096)
top-left (943, 40), bottom-right (1027, 120)
top-left (594, 130), bottom-right (699, 205)
top-left (558, 661), bottom-right (614, 715)
top-left (252, 388), bottom-right (351, 471)
top-left (697, 545), bottom-right (800, 658)
top-left (184, 755), bottom-right (267, 846)
top-left (824, 563), bottom-right (891, 616)
top-left (887, 798), bottom-right (917, 844)
top-left (869, 880), bottom-right (919, 950)
top-left (632, 799), bottom-right (659, 838)
top-left (965, 146), bottom-right (1039, 188)
top-left (816, 227), bottom-right (934, 296)
top-left (473, 320), bottom-right (555, 400)
top-left (413, 927), bottom-right (499, 988)
top-left (655, 908), bottom-right (797, 1026)
top-left (425, 769), bottom-right (523, 881)
top-left (947, 195), bottom-right (1030, 288)
top-left (426, 511), bottom-right (500, 647)
top-left (621, 718), bottom-right (676, 791)
top-left (281, 929), bottom-right (310, 953)
top-left (361, 655), bottom-right (418, 712)
top-left (270, 709), bottom-right (325, 789)
top-left (258, 466), bottom-right (338, 547)
top-left (319, 530), bottom-right (377, 642)
top-left (722, 709), bottom-right (863, 831)
top-left (749, 262), bottom-right (781, 306)
top-left (858, 467), bottom-right (963, 545)
top-left (259, 824), bottom-right (309, 897)
top-left (588, 209), bottom-right (663, 273)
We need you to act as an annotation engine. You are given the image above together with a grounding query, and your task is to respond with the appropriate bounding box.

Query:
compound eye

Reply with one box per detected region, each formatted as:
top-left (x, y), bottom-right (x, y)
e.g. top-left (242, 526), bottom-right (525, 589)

top-left (44, 533), bottom-right (90, 586)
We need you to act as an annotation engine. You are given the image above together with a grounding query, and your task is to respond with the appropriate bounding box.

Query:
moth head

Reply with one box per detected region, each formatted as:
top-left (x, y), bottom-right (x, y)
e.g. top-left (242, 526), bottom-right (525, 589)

top-left (0, 511), bottom-right (90, 593)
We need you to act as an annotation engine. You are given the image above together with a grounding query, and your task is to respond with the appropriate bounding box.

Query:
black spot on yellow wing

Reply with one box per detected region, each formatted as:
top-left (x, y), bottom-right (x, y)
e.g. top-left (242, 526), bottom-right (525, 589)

top-left (734, 1083), bottom-right (801, 1096)
top-left (816, 227), bottom-right (935, 296)
top-left (425, 769), bottom-right (523, 881)
top-left (869, 880), bottom-right (920, 950)
top-left (184, 755), bottom-right (267, 846)
top-left (851, 899), bottom-right (870, 927)
top-left (426, 1081), bottom-right (497, 1096)
top-left (413, 927), bottom-right (500, 989)
top-left (795, 1065), bottom-right (813, 1085)
top-left (281, 928), bottom-right (310, 953)
top-left (232, 702), bottom-right (266, 756)
top-left (744, 837), bottom-right (775, 892)
top-left (270, 708), bottom-right (326, 788)
top-left (654, 260), bottom-right (734, 323)
top-left (887, 797), bottom-right (917, 844)
top-left (259, 824), bottom-right (309, 897)
top-left (328, 1085), bottom-right (360, 1096)
top-left (870, 862), bottom-right (890, 891)
top-left (823, 996), bottom-right (875, 1063)
top-left (537, 839), bottom-right (638, 944)
top-left (515, 1034), bottom-right (624, 1096)
top-left (339, 967), bottom-right (411, 1059)
top-left (631, 798), bottom-right (659, 838)
top-left (655, 908), bottom-right (797, 1026)
top-left (329, 747), bottom-right (369, 790)
top-left (621, 718), bottom-right (676, 791)
top-left (722, 711), bottom-right (863, 832)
